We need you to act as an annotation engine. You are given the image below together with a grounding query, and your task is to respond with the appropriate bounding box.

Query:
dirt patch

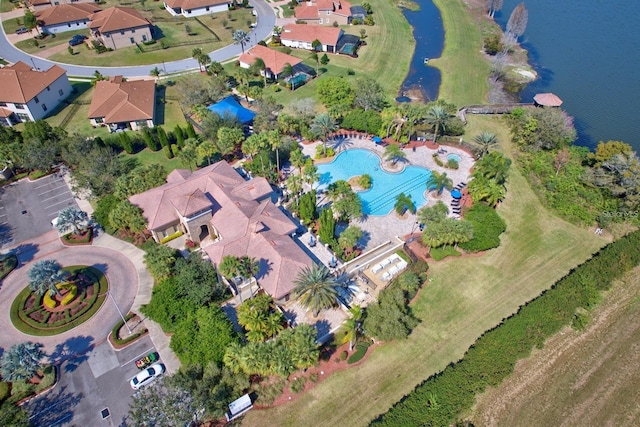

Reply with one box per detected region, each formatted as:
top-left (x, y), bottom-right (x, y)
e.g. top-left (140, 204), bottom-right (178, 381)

top-left (470, 266), bottom-right (640, 426)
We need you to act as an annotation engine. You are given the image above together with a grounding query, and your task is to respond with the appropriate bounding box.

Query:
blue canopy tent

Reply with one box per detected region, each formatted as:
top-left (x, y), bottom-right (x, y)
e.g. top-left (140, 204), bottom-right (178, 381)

top-left (207, 96), bottom-right (256, 124)
top-left (451, 189), bottom-right (462, 199)
top-left (372, 136), bottom-right (383, 144)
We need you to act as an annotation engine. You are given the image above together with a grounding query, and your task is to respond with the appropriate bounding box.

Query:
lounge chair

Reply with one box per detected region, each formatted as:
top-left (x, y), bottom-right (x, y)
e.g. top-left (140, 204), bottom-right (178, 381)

top-left (372, 264), bottom-right (383, 274)
top-left (382, 272), bottom-right (392, 281)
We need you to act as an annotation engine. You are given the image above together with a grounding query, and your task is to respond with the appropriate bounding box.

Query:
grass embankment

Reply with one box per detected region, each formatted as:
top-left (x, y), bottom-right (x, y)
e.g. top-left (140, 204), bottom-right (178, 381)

top-left (240, 120), bottom-right (606, 426)
top-left (430, 0), bottom-right (489, 105)
top-left (271, 0), bottom-right (414, 104)
top-left (471, 264), bottom-right (640, 426)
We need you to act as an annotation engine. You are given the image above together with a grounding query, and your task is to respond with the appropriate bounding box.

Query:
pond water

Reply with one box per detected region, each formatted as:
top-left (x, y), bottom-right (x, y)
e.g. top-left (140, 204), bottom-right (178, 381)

top-left (317, 149), bottom-right (432, 216)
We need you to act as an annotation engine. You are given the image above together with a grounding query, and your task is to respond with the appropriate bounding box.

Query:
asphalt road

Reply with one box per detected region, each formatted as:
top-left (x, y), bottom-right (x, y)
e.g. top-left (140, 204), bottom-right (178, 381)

top-left (0, 0), bottom-right (275, 78)
top-left (0, 173), bottom-right (78, 250)
top-left (27, 337), bottom-right (160, 426)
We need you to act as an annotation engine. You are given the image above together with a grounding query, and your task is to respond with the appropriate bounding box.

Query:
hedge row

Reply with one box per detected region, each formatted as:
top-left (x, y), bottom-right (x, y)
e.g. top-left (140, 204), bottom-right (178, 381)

top-left (372, 230), bottom-right (640, 426)
top-left (111, 312), bottom-right (148, 346)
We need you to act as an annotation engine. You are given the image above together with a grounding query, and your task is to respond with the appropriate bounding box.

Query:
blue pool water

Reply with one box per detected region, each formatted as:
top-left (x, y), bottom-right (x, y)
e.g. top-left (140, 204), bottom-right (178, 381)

top-left (447, 153), bottom-right (461, 163)
top-left (317, 149), bottom-right (432, 216)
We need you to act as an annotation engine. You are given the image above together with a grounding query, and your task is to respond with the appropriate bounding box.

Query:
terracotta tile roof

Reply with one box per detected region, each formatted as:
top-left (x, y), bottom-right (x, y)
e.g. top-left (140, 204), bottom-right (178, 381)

top-left (238, 45), bottom-right (303, 76)
top-left (317, 0), bottom-right (351, 12)
top-left (88, 7), bottom-right (151, 33)
top-left (129, 161), bottom-right (314, 300)
top-left (0, 61), bottom-right (67, 104)
top-left (294, 4), bottom-right (319, 19)
top-left (164, 0), bottom-right (229, 11)
top-left (533, 92), bottom-right (563, 107)
top-left (0, 107), bottom-right (14, 118)
top-left (282, 24), bottom-right (342, 46)
top-left (88, 76), bottom-right (155, 123)
top-left (36, 4), bottom-right (102, 26)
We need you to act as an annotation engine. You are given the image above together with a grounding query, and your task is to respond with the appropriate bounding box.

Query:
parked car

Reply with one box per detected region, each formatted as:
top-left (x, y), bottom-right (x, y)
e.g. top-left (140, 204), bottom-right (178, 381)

top-left (68, 35), bottom-right (87, 46)
top-left (130, 363), bottom-right (165, 390)
top-left (15, 27), bottom-right (29, 34)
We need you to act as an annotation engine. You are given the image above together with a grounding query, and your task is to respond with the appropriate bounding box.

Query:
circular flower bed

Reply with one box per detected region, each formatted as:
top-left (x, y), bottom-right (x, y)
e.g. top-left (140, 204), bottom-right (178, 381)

top-left (10, 265), bottom-right (108, 336)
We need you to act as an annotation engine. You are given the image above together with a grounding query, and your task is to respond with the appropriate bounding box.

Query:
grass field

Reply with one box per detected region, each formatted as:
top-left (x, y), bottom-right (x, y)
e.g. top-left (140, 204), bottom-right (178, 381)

top-left (429, 0), bottom-right (489, 105)
top-left (241, 118), bottom-right (606, 426)
top-left (471, 265), bottom-right (640, 426)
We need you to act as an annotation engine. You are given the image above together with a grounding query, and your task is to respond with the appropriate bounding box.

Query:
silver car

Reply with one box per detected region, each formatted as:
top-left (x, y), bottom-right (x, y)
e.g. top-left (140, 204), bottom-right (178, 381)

top-left (130, 363), bottom-right (165, 390)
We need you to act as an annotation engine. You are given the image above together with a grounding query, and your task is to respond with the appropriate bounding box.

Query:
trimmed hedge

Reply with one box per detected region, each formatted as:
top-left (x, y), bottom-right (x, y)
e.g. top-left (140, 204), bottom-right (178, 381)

top-left (372, 230), bottom-right (640, 426)
top-left (0, 254), bottom-right (18, 281)
top-left (111, 312), bottom-right (148, 346)
top-left (347, 341), bottom-right (372, 364)
top-left (160, 230), bottom-right (183, 244)
top-left (458, 203), bottom-right (507, 253)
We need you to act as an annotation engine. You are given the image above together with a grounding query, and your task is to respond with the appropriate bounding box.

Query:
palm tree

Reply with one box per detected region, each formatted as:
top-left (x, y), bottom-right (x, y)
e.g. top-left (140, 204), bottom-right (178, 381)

top-left (394, 192), bottom-right (416, 215)
top-left (343, 306), bottom-right (363, 351)
top-left (207, 61), bottom-right (225, 77)
top-left (56, 207), bottom-right (88, 236)
top-left (417, 201), bottom-right (449, 224)
top-left (293, 264), bottom-right (339, 317)
top-left (309, 52), bottom-right (320, 75)
top-left (218, 255), bottom-right (242, 280)
top-left (425, 106), bottom-right (453, 143)
top-left (239, 256), bottom-right (259, 278)
top-left (473, 132), bottom-right (498, 158)
top-left (233, 29), bottom-right (250, 54)
top-left (197, 53), bottom-right (211, 72)
top-left (384, 144), bottom-right (407, 166)
top-left (281, 62), bottom-right (294, 80)
top-left (0, 342), bottom-right (46, 382)
top-left (468, 175), bottom-right (505, 206)
top-left (310, 113), bottom-right (337, 157)
top-left (28, 259), bottom-right (66, 297)
top-left (252, 57), bottom-right (268, 87)
top-left (266, 130), bottom-right (284, 173)
top-left (192, 48), bottom-right (205, 71)
top-left (426, 171), bottom-right (453, 196)
top-left (474, 151), bottom-right (512, 185)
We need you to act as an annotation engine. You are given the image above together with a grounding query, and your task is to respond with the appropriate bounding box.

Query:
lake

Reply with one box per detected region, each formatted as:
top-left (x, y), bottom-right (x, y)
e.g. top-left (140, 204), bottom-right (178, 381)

top-left (402, 0), bottom-right (640, 151)
top-left (495, 0), bottom-right (640, 151)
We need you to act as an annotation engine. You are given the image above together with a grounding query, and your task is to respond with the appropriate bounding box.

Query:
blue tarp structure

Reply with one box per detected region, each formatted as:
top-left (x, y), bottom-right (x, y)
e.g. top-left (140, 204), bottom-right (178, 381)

top-left (207, 96), bottom-right (256, 124)
top-left (451, 189), bottom-right (462, 199)
top-left (372, 136), bottom-right (383, 143)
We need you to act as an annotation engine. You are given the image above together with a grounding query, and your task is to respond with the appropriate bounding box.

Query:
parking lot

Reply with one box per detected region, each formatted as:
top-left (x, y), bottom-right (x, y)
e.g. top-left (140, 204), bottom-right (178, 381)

top-left (0, 173), bottom-right (78, 249)
top-left (28, 336), bottom-right (161, 426)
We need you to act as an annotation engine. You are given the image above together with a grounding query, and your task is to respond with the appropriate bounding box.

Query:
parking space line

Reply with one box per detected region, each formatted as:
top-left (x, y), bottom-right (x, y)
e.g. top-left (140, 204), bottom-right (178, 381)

top-left (44, 198), bottom-right (75, 210)
top-left (121, 347), bottom-right (156, 368)
top-left (41, 192), bottom-right (72, 203)
top-left (37, 185), bottom-right (69, 196)
top-left (32, 178), bottom-right (59, 190)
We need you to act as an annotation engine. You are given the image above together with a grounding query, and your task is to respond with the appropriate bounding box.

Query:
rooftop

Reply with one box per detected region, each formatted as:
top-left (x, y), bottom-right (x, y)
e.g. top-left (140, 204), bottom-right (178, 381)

top-left (0, 61), bottom-right (67, 104)
top-left (36, 3), bottom-right (102, 26)
top-left (282, 24), bottom-right (343, 45)
top-left (88, 7), bottom-right (151, 33)
top-left (239, 45), bottom-right (303, 76)
top-left (88, 76), bottom-right (155, 123)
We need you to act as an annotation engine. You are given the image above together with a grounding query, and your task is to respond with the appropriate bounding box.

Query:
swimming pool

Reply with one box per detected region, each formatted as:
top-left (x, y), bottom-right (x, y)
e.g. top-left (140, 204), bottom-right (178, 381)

top-left (447, 153), bottom-right (461, 163)
top-left (317, 149), bottom-right (432, 216)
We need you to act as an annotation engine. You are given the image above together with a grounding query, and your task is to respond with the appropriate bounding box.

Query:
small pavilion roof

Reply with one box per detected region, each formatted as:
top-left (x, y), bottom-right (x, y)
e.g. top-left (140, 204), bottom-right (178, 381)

top-left (533, 92), bottom-right (563, 107)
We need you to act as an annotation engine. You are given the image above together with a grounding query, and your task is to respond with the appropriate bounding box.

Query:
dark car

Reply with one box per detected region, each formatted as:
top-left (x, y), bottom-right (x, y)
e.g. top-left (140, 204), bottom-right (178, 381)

top-left (68, 35), bottom-right (87, 46)
top-left (15, 27), bottom-right (29, 34)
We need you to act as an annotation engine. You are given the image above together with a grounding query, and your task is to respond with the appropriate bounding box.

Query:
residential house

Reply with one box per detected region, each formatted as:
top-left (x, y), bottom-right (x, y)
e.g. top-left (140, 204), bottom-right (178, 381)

top-left (88, 7), bottom-right (153, 50)
top-left (88, 76), bottom-right (156, 131)
top-left (0, 61), bottom-right (71, 127)
top-left (163, 0), bottom-right (231, 18)
top-left (238, 45), bottom-right (303, 80)
top-left (36, 4), bottom-right (102, 35)
top-left (295, 0), bottom-right (352, 26)
top-left (280, 24), bottom-right (343, 53)
top-left (27, 0), bottom-right (98, 12)
top-left (129, 161), bottom-right (315, 302)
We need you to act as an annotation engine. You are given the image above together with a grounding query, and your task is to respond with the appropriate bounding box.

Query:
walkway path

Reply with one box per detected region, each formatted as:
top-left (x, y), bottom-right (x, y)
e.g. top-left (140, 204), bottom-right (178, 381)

top-left (0, 0), bottom-right (275, 78)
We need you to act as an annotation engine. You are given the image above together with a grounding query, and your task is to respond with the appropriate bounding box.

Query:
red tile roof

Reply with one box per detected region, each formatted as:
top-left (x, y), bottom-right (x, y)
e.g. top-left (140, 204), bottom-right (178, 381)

top-left (0, 107), bottom-right (14, 118)
top-left (36, 3), bottom-right (102, 26)
top-left (294, 4), bottom-right (319, 20)
top-left (88, 76), bottom-right (155, 123)
top-left (88, 7), bottom-right (151, 33)
top-left (533, 92), bottom-right (563, 107)
top-left (282, 24), bottom-right (342, 45)
top-left (0, 61), bottom-right (67, 104)
top-left (238, 45), bottom-right (302, 75)
top-left (317, 0), bottom-right (351, 13)
top-left (129, 161), bottom-right (314, 300)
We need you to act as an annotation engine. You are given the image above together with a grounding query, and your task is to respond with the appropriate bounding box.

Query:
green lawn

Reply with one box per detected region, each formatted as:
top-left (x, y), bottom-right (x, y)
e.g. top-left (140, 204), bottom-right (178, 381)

top-left (123, 147), bottom-right (183, 171)
top-left (241, 118), bottom-right (605, 427)
top-left (45, 7), bottom-right (252, 66)
top-left (429, 0), bottom-right (490, 105)
top-left (1, 0), bottom-right (18, 13)
top-left (13, 28), bottom-right (87, 54)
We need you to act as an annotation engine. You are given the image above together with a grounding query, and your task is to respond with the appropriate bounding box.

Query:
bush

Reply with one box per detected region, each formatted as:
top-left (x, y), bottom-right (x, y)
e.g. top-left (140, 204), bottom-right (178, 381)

top-left (339, 350), bottom-right (348, 361)
top-left (290, 376), bottom-right (306, 394)
top-left (309, 372), bottom-right (319, 383)
top-left (484, 34), bottom-right (504, 55)
top-left (163, 144), bottom-right (173, 159)
top-left (446, 159), bottom-right (459, 169)
top-left (430, 245), bottom-right (461, 261)
top-left (60, 284), bottom-right (77, 305)
top-left (255, 378), bottom-right (286, 406)
top-left (43, 292), bottom-right (57, 309)
top-left (358, 174), bottom-right (372, 189)
top-left (458, 204), bottom-right (507, 252)
top-left (0, 254), bottom-right (18, 280)
top-left (0, 382), bottom-right (9, 403)
top-left (111, 312), bottom-right (148, 345)
top-left (347, 341), bottom-right (370, 364)
top-left (432, 153), bottom-right (444, 167)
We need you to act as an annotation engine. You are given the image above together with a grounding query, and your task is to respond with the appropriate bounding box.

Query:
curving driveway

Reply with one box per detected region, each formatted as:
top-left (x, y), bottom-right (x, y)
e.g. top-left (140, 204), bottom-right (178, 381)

top-left (0, 231), bottom-right (138, 355)
top-left (0, 0), bottom-right (275, 77)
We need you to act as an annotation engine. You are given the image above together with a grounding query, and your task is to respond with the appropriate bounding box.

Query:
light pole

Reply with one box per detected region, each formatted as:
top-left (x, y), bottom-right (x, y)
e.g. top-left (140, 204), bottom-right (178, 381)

top-left (30, 57), bottom-right (38, 71)
top-left (108, 291), bottom-right (131, 334)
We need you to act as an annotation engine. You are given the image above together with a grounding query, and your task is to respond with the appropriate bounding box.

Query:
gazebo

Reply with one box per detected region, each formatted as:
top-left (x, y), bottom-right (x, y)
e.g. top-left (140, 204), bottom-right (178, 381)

top-left (207, 96), bottom-right (256, 124)
top-left (533, 93), bottom-right (563, 107)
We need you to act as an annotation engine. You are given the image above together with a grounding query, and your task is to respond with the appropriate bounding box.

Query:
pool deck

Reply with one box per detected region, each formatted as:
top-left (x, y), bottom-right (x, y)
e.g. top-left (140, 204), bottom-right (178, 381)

top-left (300, 136), bottom-right (474, 250)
